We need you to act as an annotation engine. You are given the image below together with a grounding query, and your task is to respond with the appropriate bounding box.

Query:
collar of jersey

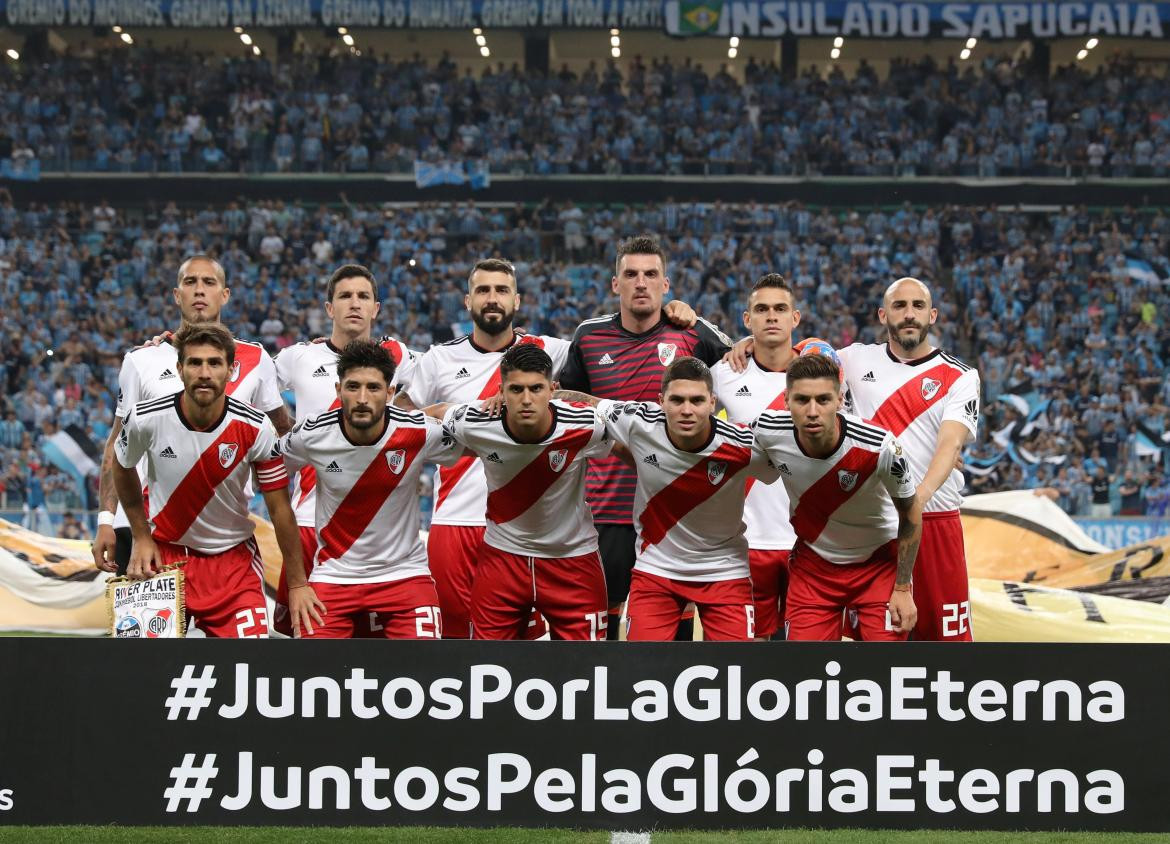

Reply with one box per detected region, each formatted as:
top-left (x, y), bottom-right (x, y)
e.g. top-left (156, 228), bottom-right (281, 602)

top-left (340, 407), bottom-right (390, 446)
top-left (794, 412), bottom-right (848, 459)
top-left (613, 310), bottom-right (671, 338)
top-left (885, 344), bottom-right (941, 367)
top-left (174, 392), bottom-right (228, 433)
top-left (664, 414), bottom-right (718, 454)
top-left (501, 403), bottom-right (558, 444)
top-left (468, 331), bottom-right (522, 355)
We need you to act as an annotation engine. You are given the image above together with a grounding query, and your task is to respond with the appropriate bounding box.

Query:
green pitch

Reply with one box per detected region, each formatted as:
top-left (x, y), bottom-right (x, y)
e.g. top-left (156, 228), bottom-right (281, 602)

top-left (0, 828), bottom-right (1166, 843)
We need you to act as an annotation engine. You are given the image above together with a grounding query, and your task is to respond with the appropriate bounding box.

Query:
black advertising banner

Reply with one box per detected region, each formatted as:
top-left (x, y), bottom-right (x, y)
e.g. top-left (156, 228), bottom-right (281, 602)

top-left (0, 641), bottom-right (1167, 831)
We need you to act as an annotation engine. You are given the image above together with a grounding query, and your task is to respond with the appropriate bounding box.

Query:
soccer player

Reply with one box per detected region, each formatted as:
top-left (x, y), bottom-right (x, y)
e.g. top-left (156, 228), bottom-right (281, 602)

top-left (112, 324), bottom-right (302, 638)
top-left (396, 257), bottom-right (696, 639)
top-left (559, 235), bottom-right (732, 640)
top-left (837, 277), bottom-right (980, 641)
top-left (711, 274), bottom-right (800, 639)
top-left (271, 263), bottom-right (416, 637)
top-left (752, 354), bottom-right (922, 641)
top-left (274, 340), bottom-right (462, 639)
top-left (93, 255), bottom-right (290, 575)
top-left (563, 357), bottom-right (779, 641)
top-left (424, 344), bottom-right (613, 640)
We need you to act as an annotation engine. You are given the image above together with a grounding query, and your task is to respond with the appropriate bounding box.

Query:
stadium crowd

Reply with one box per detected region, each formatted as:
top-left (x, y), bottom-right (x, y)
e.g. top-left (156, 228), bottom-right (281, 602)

top-left (0, 48), bottom-right (1167, 177)
top-left (1, 193), bottom-right (1169, 531)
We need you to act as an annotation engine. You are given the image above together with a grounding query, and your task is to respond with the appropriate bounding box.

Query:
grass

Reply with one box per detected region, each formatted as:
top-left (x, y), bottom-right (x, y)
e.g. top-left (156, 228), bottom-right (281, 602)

top-left (0, 828), bottom-right (1165, 843)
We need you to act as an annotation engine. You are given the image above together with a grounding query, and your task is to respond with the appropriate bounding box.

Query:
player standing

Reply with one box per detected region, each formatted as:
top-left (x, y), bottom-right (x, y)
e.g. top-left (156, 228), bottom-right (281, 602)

top-left (559, 236), bottom-right (732, 640)
top-left (753, 354), bottom-right (922, 641)
top-left (271, 263), bottom-right (416, 636)
top-left (274, 340), bottom-right (461, 639)
top-left (112, 324), bottom-right (302, 638)
top-left (427, 344), bottom-right (613, 640)
top-left (93, 255), bottom-right (290, 575)
top-left (837, 278), bottom-right (980, 641)
top-left (564, 357), bottom-right (779, 641)
top-left (397, 256), bottom-right (696, 638)
top-left (711, 274), bottom-right (800, 639)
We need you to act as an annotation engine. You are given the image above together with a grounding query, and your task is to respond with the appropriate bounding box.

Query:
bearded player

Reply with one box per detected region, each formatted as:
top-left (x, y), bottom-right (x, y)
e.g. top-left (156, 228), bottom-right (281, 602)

top-left (274, 340), bottom-right (461, 639)
top-left (113, 324), bottom-right (303, 637)
top-left (837, 277), bottom-right (980, 641)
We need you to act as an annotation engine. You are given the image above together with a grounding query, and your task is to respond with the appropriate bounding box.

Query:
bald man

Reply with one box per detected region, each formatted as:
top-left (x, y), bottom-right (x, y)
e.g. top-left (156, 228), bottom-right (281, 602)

top-left (836, 278), bottom-right (981, 641)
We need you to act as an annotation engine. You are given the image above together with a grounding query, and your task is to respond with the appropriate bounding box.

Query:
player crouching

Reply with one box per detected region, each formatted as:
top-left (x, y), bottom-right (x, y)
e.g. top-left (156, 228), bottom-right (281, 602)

top-left (753, 353), bottom-right (922, 641)
top-left (274, 340), bottom-right (463, 638)
top-left (113, 324), bottom-right (303, 638)
top-left (424, 344), bottom-right (612, 640)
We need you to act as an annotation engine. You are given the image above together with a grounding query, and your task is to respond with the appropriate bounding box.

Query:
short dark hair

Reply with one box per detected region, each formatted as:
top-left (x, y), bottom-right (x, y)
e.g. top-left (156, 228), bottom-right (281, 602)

top-left (660, 356), bottom-right (713, 394)
top-left (336, 339), bottom-right (396, 386)
top-left (177, 254), bottom-right (226, 287)
top-left (468, 258), bottom-right (516, 288)
top-left (615, 235), bottom-right (667, 275)
top-left (786, 353), bottom-right (840, 388)
top-left (500, 343), bottom-right (553, 381)
top-left (174, 323), bottom-right (235, 367)
top-left (326, 264), bottom-right (377, 302)
top-left (751, 273), bottom-right (793, 295)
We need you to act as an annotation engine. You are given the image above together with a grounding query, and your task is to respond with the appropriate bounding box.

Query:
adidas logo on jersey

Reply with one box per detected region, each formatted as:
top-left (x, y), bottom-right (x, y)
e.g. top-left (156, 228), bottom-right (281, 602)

top-left (159, 446), bottom-right (177, 459)
top-left (862, 371), bottom-right (876, 382)
top-left (598, 353), bottom-right (615, 366)
top-left (312, 366), bottom-right (330, 377)
top-left (736, 385), bottom-right (752, 396)
top-left (486, 451), bottom-right (503, 463)
top-left (158, 368), bottom-right (176, 380)
top-left (455, 367), bottom-right (471, 379)
top-left (643, 453), bottom-right (659, 467)
top-left (325, 461), bottom-right (342, 473)
top-left (778, 462), bottom-right (791, 475)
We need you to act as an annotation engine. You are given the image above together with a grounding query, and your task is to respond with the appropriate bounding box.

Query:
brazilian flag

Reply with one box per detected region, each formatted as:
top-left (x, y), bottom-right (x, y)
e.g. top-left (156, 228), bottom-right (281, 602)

top-left (679, 0), bottom-right (722, 33)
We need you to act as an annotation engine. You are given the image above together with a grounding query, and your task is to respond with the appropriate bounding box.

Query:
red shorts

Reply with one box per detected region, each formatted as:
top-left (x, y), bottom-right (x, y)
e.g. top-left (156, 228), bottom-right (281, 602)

top-left (158, 539), bottom-right (268, 638)
top-left (786, 541), bottom-right (907, 642)
top-left (748, 548), bottom-right (790, 639)
top-left (471, 545), bottom-right (607, 640)
top-left (429, 524), bottom-right (546, 640)
top-left (301, 575), bottom-right (442, 639)
top-left (428, 524), bottom-right (484, 639)
top-left (274, 527), bottom-right (383, 639)
top-left (912, 511), bottom-right (973, 642)
top-left (626, 570), bottom-right (755, 642)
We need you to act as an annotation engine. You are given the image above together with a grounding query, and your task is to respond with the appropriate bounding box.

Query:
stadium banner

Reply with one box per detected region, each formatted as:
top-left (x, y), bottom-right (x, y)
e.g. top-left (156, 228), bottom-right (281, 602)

top-left (2, 0), bottom-right (1168, 33)
top-left (1074, 517), bottom-right (1170, 551)
top-left (0, 641), bottom-right (1167, 831)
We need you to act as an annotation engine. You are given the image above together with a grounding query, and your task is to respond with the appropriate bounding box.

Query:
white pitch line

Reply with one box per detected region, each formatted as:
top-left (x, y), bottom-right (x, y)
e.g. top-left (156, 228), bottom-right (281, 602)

top-left (610, 833), bottom-right (652, 844)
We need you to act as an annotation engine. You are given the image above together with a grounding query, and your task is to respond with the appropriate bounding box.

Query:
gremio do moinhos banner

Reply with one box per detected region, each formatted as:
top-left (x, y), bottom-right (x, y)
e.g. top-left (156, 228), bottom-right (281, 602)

top-left (2, 0), bottom-right (1168, 36)
top-left (0, 641), bottom-right (1167, 831)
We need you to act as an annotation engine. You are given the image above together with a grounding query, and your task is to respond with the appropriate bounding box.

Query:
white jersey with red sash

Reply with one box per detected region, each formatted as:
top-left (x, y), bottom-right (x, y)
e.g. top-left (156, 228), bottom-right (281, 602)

top-left (115, 394), bottom-right (287, 554)
top-left (752, 410), bottom-right (917, 564)
top-left (112, 337), bottom-right (282, 530)
top-left (598, 399), bottom-right (779, 582)
top-left (406, 332), bottom-right (571, 527)
top-left (273, 406), bottom-right (462, 583)
top-left (440, 400), bottom-right (612, 558)
top-left (838, 343), bottom-right (979, 513)
top-left (275, 336), bottom-right (417, 527)
top-left (712, 357), bottom-right (795, 551)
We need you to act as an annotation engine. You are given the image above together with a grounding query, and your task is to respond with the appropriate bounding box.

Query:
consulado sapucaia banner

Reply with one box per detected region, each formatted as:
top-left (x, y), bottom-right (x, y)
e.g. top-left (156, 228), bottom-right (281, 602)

top-left (0, 641), bottom-right (1166, 831)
